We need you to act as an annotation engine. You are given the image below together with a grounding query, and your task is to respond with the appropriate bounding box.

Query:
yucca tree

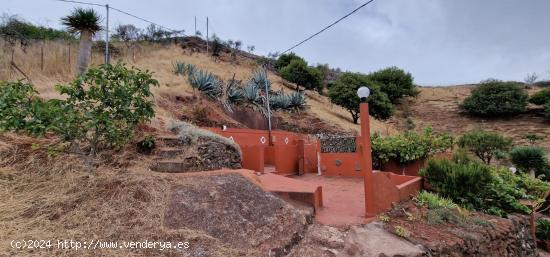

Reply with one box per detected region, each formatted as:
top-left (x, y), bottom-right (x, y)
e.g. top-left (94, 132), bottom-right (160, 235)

top-left (61, 8), bottom-right (102, 76)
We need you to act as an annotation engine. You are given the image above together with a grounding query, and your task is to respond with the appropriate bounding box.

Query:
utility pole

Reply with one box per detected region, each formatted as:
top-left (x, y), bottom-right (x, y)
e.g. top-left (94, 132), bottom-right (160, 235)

top-left (194, 16), bottom-right (197, 36)
top-left (105, 4), bottom-right (110, 64)
top-left (265, 75), bottom-right (272, 145)
top-left (206, 17), bottom-right (209, 54)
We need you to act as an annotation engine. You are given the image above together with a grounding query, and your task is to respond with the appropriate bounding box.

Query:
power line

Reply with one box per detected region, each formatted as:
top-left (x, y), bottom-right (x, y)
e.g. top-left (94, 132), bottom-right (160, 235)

top-left (55, 0), bottom-right (104, 7)
top-left (280, 0), bottom-right (376, 55)
top-left (109, 6), bottom-right (180, 33)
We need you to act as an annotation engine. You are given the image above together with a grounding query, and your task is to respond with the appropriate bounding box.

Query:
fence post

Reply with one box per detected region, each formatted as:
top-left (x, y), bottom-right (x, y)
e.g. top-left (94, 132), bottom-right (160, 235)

top-left (41, 41), bottom-right (44, 71)
top-left (68, 43), bottom-right (71, 71)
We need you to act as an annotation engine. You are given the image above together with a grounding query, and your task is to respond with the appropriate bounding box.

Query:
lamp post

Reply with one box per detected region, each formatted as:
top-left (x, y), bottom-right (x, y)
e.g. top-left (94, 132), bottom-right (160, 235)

top-left (357, 86), bottom-right (377, 217)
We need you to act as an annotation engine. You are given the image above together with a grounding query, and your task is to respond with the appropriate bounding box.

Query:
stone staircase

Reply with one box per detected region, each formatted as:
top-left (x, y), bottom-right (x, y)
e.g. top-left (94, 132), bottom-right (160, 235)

top-left (150, 136), bottom-right (193, 173)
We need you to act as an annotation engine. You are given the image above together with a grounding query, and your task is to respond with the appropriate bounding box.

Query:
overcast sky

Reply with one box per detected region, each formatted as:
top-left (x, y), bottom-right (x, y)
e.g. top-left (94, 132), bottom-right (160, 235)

top-left (4, 0), bottom-right (550, 85)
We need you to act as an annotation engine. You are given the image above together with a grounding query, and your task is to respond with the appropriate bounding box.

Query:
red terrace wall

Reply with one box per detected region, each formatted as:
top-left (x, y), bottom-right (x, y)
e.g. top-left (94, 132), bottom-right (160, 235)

top-left (274, 145), bottom-right (299, 173)
top-left (382, 152), bottom-right (453, 176)
top-left (372, 171), bottom-right (422, 213)
top-left (303, 143), bottom-right (319, 173)
top-left (320, 153), bottom-right (363, 177)
top-left (241, 145), bottom-right (265, 172)
top-left (204, 127), bottom-right (318, 174)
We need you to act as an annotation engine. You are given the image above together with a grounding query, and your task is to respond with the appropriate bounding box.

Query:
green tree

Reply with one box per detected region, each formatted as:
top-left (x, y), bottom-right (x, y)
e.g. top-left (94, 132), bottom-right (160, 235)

top-left (61, 8), bottom-right (102, 76)
top-left (280, 59), bottom-right (323, 92)
top-left (460, 79), bottom-right (528, 116)
top-left (458, 129), bottom-right (513, 164)
top-left (274, 52), bottom-right (305, 70)
top-left (55, 62), bottom-right (158, 165)
top-left (510, 146), bottom-right (549, 178)
top-left (367, 66), bottom-right (417, 103)
top-left (328, 72), bottom-right (394, 123)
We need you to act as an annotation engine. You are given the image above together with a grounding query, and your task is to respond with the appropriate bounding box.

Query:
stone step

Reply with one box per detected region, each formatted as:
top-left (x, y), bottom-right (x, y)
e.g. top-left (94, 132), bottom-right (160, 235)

top-left (150, 160), bottom-right (188, 173)
top-left (155, 147), bottom-right (185, 158)
top-left (159, 136), bottom-right (187, 147)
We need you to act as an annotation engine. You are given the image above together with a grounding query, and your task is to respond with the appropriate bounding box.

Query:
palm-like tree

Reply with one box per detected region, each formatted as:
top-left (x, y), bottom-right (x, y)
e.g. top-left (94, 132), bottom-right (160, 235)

top-left (61, 8), bottom-right (102, 76)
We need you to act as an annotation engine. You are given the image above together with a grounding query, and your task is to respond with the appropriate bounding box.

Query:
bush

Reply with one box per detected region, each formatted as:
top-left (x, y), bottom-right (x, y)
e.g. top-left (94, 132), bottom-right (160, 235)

top-left (415, 191), bottom-right (458, 209)
top-left (460, 80), bottom-right (528, 116)
top-left (544, 102), bottom-right (550, 119)
top-left (136, 135), bottom-right (156, 154)
top-left (366, 67), bottom-right (417, 103)
top-left (510, 146), bottom-right (550, 177)
top-left (458, 129), bottom-right (512, 164)
top-left (530, 88), bottom-right (550, 105)
top-left (371, 127), bottom-right (453, 165)
top-left (537, 219), bottom-right (550, 241)
top-left (0, 80), bottom-right (40, 133)
top-left (280, 59), bottom-right (323, 92)
top-left (274, 52), bottom-right (305, 71)
top-left (419, 157), bottom-right (542, 216)
top-left (328, 72), bottom-right (394, 123)
top-left (56, 62), bottom-right (158, 164)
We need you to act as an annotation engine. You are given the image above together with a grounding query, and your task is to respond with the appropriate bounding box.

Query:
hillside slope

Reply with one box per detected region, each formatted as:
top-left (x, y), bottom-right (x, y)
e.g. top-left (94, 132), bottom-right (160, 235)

top-left (1, 40), bottom-right (396, 136)
top-left (389, 85), bottom-right (550, 151)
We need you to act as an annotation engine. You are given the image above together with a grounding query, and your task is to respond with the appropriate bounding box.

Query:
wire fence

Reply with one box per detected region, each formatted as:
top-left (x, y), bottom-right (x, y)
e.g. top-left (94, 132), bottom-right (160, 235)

top-left (0, 37), bottom-right (172, 81)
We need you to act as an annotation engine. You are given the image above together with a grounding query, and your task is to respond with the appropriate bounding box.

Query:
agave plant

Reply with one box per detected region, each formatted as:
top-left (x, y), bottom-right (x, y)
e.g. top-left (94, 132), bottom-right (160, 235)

top-left (249, 68), bottom-right (271, 91)
top-left (242, 82), bottom-right (261, 104)
top-left (269, 93), bottom-right (291, 110)
top-left (222, 77), bottom-right (244, 113)
top-left (188, 69), bottom-right (222, 99)
top-left (226, 80), bottom-right (244, 105)
top-left (288, 91), bottom-right (306, 109)
top-left (173, 61), bottom-right (186, 75)
top-left (185, 63), bottom-right (196, 76)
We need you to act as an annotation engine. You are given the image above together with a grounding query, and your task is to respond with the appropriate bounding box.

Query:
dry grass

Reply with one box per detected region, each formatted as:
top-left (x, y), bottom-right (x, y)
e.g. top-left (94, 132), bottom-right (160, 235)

top-left (389, 85), bottom-right (550, 152)
top-left (0, 39), bottom-right (395, 136)
top-left (0, 134), bottom-right (249, 256)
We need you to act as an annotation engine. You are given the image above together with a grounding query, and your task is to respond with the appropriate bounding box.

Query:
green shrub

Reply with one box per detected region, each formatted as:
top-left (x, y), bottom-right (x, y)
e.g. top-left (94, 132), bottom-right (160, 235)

top-left (544, 102), bottom-right (550, 119)
top-left (529, 88), bottom-right (550, 105)
top-left (280, 59), bottom-right (323, 92)
top-left (0, 80), bottom-right (40, 133)
top-left (274, 52), bottom-right (305, 71)
top-left (0, 16), bottom-right (74, 41)
top-left (328, 72), bottom-right (394, 123)
top-left (460, 79), bottom-right (528, 116)
top-left (510, 146), bottom-right (550, 177)
top-left (537, 219), bottom-right (550, 240)
top-left (371, 127), bottom-right (453, 165)
top-left (458, 129), bottom-right (512, 164)
top-left (420, 157), bottom-right (536, 216)
top-left (56, 62), bottom-right (158, 165)
top-left (524, 133), bottom-right (545, 145)
top-left (415, 191), bottom-right (458, 209)
top-left (137, 135), bottom-right (156, 154)
top-left (366, 66), bottom-right (417, 103)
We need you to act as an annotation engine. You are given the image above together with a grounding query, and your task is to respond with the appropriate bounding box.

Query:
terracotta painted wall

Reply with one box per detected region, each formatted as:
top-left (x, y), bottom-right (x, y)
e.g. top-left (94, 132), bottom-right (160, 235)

top-left (241, 145), bottom-right (264, 172)
top-left (382, 152), bottom-right (453, 176)
top-left (371, 172), bottom-right (423, 213)
top-left (274, 145), bottom-right (299, 173)
top-left (320, 153), bottom-right (363, 177)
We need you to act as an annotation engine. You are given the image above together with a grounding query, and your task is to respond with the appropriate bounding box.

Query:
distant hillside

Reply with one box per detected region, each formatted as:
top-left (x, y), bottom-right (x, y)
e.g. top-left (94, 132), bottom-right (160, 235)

top-left (388, 85), bottom-right (550, 152)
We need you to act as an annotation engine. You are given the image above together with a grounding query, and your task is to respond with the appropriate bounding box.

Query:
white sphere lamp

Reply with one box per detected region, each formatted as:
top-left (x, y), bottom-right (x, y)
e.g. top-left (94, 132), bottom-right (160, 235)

top-left (357, 86), bottom-right (370, 102)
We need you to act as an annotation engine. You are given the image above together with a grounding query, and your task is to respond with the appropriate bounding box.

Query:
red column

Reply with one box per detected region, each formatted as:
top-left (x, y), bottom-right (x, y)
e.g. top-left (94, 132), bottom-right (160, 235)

top-left (360, 103), bottom-right (377, 217)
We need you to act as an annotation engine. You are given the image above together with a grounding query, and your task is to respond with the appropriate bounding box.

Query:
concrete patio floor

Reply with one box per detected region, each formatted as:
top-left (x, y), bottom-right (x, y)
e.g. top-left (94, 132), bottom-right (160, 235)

top-left (293, 173), bottom-right (370, 226)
